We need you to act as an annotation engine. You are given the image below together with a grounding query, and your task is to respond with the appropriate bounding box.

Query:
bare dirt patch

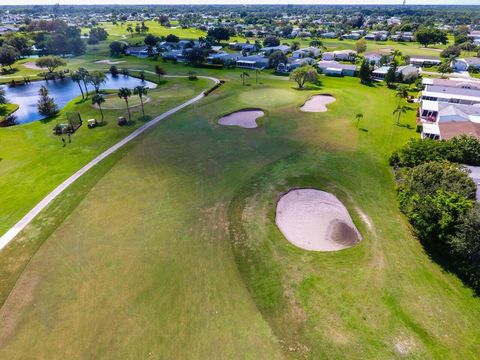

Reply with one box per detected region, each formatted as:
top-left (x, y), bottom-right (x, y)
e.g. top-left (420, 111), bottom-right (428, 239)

top-left (218, 109), bottom-right (264, 129)
top-left (275, 189), bottom-right (361, 252)
top-left (300, 95), bottom-right (336, 113)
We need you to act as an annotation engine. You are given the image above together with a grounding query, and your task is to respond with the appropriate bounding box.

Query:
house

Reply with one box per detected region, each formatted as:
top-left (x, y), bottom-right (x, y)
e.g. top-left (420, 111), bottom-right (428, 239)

top-left (390, 32), bottom-right (414, 42)
top-left (228, 42), bottom-right (259, 52)
top-left (276, 57), bottom-right (315, 73)
top-left (372, 65), bottom-right (418, 81)
top-left (207, 52), bottom-right (241, 64)
top-left (261, 45), bottom-right (291, 55)
top-left (318, 61), bottom-right (358, 77)
top-left (364, 52), bottom-right (390, 66)
top-left (468, 31), bottom-right (480, 45)
top-left (422, 77), bottom-right (480, 90)
top-left (410, 56), bottom-right (442, 68)
top-left (161, 50), bottom-right (185, 61)
top-left (465, 58), bottom-right (480, 71)
top-left (420, 85), bottom-right (480, 106)
top-left (322, 50), bottom-right (357, 61)
top-left (292, 47), bottom-right (321, 59)
top-left (365, 31), bottom-right (388, 41)
top-left (341, 32), bottom-right (362, 40)
top-left (452, 58), bottom-right (480, 72)
top-left (236, 55), bottom-right (269, 70)
top-left (319, 32), bottom-right (337, 39)
top-left (420, 103), bottom-right (480, 140)
top-left (125, 46), bottom-right (149, 58)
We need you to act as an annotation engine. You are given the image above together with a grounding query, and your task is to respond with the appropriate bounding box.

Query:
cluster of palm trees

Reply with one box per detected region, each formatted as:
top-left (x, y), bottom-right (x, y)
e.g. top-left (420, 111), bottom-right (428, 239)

top-left (393, 85), bottom-right (410, 126)
top-left (240, 69), bottom-right (262, 86)
top-left (117, 85), bottom-right (149, 121)
top-left (91, 85), bottom-right (148, 123)
top-left (353, 85), bottom-right (410, 129)
top-left (71, 68), bottom-right (107, 100)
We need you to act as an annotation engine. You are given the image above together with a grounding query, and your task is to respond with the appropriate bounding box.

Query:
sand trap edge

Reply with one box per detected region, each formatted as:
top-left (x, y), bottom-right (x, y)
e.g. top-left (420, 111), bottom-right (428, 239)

top-left (275, 187), bottom-right (362, 252)
top-left (300, 94), bottom-right (336, 113)
top-left (217, 108), bottom-right (266, 129)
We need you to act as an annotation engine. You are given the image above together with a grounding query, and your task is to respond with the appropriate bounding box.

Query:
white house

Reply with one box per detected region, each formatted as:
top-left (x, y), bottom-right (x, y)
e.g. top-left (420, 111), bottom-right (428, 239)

top-left (322, 50), bottom-right (357, 61)
top-left (318, 61), bottom-right (357, 77)
top-left (292, 47), bottom-right (321, 59)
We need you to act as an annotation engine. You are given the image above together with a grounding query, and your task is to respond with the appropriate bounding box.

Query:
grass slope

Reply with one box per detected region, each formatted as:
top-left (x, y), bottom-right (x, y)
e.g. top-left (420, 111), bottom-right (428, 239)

top-left (0, 74), bottom-right (479, 358)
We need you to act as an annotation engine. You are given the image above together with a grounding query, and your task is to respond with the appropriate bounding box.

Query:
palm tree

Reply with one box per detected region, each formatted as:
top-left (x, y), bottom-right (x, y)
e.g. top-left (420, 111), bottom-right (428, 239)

top-left (395, 85), bottom-right (409, 105)
top-left (355, 113), bottom-right (363, 128)
top-left (393, 104), bottom-right (408, 126)
top-left (78, 68), bottom-right (90, 97)
top-left (127, 24), bottom-right (134, 38)
top-left (133, 85), bottom-right (148, 117)
top-left (240, 71), bottom-right (249, 86)
top-left (71, 71), bottom-right (84, 100)
top-left (118, 87), bottom-right (132, 120)
top-left (255, 69), bottom-right (261, 84)
top-left (390, 49), bottom-right (402, 61)
top-left (88, 71), bottom-right (107, 93)
top-left (154, 65), bottom-right (166, 84)
top-left (91, 94), bottom-right (105, 122)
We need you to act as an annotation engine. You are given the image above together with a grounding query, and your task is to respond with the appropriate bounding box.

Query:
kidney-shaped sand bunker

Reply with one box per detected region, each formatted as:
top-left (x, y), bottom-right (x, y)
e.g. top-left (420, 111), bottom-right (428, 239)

top-left (275, 189), bottom-right (361, 251)
top-left (300, 95), bottom-right (336, 113)
top-left (218, 109), bottom-right (264, 128)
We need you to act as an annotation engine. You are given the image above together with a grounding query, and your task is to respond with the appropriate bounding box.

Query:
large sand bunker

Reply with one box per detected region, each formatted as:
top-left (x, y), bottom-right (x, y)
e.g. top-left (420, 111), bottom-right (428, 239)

top-left (276, 189), bottom-right (361, 251)
top-left (218, 109), bottom-right (264, 129)
top-left (300, 95), bottom-right (336, 113)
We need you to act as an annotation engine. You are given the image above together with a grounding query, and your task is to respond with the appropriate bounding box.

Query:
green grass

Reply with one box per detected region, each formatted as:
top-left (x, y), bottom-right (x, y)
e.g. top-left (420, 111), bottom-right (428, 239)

top-left (0, 75), bottom-right (210, 238)
top-left (0, 103), bottom-right (19, 122)
top-left (0, 71), bottom-right (479, 358)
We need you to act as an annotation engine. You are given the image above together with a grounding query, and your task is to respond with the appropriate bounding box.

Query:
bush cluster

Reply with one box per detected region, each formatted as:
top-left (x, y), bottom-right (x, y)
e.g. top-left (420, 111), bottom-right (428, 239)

top-left (392, 136), bottom-right (480, 293)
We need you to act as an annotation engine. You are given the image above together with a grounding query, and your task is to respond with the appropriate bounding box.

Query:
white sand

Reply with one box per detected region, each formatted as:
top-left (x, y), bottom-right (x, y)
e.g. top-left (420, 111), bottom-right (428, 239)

top-left (276, 189), bottom-right (362, 252)
top-left (95, 60), bottom-right (126, 65)
top-left (22, 62), bottom-right (43, 70)
top-left (218, 110), bottom-right (264, 129)
top-left (300, 95), bottom-right (336, 113)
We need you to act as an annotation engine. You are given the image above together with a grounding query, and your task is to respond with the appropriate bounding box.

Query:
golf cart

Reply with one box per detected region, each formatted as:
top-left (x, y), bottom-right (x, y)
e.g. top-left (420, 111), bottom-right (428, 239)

top-left (87, 118), bottom-right (98, 128)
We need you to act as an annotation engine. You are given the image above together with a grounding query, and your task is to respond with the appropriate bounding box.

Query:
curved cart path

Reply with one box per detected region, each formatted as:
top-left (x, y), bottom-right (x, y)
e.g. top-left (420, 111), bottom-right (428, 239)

top-left (0, 74), bottom-right (220, 251)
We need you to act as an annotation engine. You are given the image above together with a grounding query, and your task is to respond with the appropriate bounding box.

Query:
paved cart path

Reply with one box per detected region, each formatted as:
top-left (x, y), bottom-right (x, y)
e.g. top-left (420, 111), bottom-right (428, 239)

top-left (0, 74), bottom-right (219, 251)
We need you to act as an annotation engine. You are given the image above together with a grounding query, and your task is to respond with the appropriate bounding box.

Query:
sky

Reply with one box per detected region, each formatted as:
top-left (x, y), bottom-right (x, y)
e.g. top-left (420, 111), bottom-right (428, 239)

top-left (1, 0), bottom-right (479, 5)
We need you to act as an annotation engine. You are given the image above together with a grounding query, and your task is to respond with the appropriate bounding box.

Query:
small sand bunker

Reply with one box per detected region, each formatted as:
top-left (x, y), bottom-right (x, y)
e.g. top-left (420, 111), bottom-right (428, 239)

top-left (218, 109), bottom-right (264, 129)
top-left (276, 189), bottom-right (361, 251)
top-left (95, 59), bottom-right (126, 65)
top-left (300, 95), bottom-right (336, 113)
top-left (22, 62), bottom-right (43, 70)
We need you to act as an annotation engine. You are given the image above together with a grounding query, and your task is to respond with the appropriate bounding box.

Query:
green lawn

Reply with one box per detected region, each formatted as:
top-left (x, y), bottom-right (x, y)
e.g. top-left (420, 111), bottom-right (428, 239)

top-left (0, 75), bottom-right (210, 237)
top-left (0, 70), bottom-right (479, 358)
top-left (0, 103), bottom-right (19, 122)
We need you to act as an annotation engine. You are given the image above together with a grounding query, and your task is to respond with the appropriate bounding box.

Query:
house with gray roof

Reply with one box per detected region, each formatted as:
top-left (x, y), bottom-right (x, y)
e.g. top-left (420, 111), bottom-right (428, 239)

top-left (318, 61), bottom-right (357, 77)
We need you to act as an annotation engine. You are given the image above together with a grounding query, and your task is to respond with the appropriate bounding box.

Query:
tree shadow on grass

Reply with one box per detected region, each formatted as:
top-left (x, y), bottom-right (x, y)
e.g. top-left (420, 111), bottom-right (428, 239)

top-left (396, 123), bottom-right (415, 130)
top-left (96, 120), bottom-right (108, 127)
top-left (138, 115), bottom-right (152, 122)
top-left (418, 237), bottom-right (480, 297)
top-left (359, 128), bottom-right (369, 132)
top-left (40, 114), bottom-right (60, 124)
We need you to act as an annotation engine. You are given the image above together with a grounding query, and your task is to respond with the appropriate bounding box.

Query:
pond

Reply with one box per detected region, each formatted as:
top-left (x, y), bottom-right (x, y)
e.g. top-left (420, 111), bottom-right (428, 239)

top-left (2, 74), bottom-right (157, 124)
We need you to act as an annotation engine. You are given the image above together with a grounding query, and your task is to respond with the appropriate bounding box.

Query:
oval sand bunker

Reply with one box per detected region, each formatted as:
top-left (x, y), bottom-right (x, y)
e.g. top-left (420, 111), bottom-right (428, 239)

top-left (276, 189), bottom-right (361, 251)
top-left (300, 95), bottom-right (336, 112)
top-left (218, 109), bottom-right (264, 128)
